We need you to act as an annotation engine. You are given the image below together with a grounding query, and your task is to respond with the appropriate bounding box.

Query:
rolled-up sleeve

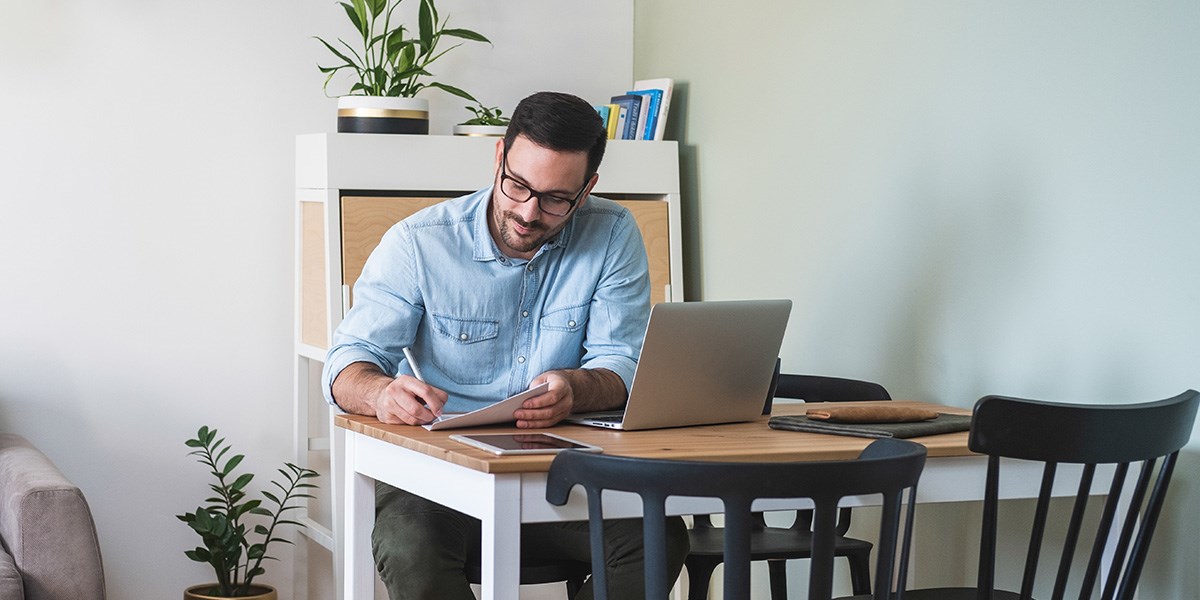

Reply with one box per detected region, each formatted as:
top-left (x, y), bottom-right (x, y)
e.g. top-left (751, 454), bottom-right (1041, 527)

top-left (579, 211), bottom-right (651, 393)
top-left (321, 223), bottom-right (423, 408)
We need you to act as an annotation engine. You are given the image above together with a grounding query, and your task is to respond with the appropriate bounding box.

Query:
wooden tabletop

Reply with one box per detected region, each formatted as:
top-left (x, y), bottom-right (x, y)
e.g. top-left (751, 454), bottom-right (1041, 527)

top-left (335, 400), bottom-right (974, 474)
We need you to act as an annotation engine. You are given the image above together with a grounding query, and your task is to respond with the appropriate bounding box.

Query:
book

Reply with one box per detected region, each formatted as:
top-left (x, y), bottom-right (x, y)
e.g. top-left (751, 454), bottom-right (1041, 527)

top-left (632, 77), bottom-right (674, 141)
top-left (610, 94), bottom-right (643, 140)
top-left (632, 92), bottom-right (652, 140)
top-left (626, 88), bottom-right (663, 140)
top-left (593, 104), bottom-right (610, 131)
top-left (605, 103), bottom-right (620, 139)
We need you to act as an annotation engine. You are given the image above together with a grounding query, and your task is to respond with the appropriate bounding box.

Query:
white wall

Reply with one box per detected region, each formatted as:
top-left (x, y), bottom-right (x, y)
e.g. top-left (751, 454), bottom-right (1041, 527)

top-left (635, 0), bottom-right (1199, 597)
top-left (0, 2), bottom-right (632, 598)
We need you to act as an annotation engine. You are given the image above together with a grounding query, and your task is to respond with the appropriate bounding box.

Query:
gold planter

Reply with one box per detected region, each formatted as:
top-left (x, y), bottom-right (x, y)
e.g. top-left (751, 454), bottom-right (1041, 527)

top-left (184, 584), bottom-right (277, 600)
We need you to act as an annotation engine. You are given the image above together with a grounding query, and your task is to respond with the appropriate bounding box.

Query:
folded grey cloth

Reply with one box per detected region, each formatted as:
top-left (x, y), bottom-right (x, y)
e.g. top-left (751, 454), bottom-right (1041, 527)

top-left (768, 413), bottom-right (972, 439)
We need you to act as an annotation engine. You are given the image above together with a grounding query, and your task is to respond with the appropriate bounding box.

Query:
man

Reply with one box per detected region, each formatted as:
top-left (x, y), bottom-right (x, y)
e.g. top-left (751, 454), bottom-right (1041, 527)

top-left (322, 91), bottom-right (689, 599)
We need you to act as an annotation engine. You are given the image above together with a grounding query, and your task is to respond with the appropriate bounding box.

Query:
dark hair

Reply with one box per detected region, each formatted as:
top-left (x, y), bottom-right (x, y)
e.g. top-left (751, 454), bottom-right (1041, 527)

top-left (504, 91), bottom-right (607, 179)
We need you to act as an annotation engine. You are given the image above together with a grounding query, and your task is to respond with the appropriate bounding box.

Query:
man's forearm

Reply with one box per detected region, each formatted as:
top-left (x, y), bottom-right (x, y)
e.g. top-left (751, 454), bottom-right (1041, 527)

top-left (330, 361), bottom-right (392, 416)
top-left (555, 367), bottom-right (628, 413)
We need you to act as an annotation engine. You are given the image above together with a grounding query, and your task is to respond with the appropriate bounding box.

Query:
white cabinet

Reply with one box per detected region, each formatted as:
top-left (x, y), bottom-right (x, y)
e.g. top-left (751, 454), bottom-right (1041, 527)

top-left (292, 133), bottom-right (683, 598)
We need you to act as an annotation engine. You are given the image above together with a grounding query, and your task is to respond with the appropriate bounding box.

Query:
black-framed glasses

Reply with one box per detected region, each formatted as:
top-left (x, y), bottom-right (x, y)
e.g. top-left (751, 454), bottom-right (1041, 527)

top-left (498, 152), bottom-right (588, 217)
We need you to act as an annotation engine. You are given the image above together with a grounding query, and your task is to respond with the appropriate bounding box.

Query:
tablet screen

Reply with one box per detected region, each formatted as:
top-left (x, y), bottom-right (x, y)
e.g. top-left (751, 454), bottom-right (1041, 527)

top-left (450, 433), bottom-right (601, 454)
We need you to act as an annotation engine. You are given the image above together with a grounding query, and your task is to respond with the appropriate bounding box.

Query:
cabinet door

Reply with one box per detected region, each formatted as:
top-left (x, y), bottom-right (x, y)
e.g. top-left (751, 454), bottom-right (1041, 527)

top-left (608, 197), bottom-right (672, 306)
top-left (341, 195), bottom-right (452, 308)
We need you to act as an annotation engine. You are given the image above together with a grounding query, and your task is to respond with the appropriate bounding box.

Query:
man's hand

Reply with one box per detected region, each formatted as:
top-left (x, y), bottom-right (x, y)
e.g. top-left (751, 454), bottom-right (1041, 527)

top-left (514, 371), bottom-right (574, 428)
top-left (331, 362), bottom-right (448, 425)
top-left (373, 375), bottom-right (449, 425)
top-left (514, 368), bottom-right (628, 429)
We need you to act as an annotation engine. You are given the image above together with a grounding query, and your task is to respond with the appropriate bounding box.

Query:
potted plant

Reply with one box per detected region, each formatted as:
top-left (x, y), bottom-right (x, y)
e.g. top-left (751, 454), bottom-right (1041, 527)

top-left (453, 102), bottom-right (510, 137)
top-left (316, 0), bottom-right (490, 134)
top-left (178, 426), bottom-right (319, 599)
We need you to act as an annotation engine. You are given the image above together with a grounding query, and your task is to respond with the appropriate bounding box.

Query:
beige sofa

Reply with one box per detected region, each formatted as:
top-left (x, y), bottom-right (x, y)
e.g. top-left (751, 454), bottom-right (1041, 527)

top-left (0, 434), bottom-right (105, 600)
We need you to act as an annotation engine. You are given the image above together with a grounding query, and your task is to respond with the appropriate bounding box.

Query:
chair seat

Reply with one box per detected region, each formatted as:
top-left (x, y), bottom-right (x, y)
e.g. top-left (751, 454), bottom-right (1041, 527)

top-left (688, 526), bottom-right (874, 559)
top-left (891, 589), bottom-right (1023, 600)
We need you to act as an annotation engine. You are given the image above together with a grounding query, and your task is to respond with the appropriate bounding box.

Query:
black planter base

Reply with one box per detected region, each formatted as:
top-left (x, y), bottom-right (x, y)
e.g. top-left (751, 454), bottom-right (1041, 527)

top-left (337, 116), bottom-right (429, 134)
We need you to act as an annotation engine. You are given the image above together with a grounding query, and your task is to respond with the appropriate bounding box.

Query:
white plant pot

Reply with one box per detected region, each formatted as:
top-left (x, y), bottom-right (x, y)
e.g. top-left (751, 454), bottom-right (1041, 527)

top-left (452, 124), bottom-right (508, 137)
top-left (337, 96), bottom-right (429, 134)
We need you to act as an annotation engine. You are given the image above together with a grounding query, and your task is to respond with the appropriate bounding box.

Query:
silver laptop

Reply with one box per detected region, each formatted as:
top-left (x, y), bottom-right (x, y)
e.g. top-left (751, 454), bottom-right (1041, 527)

top-left (566, 299), bottom-right (792, 431)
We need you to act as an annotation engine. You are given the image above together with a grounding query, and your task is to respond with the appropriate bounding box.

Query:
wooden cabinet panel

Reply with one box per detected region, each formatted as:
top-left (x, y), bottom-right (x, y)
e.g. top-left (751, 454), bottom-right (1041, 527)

top-left (341, 195), bottom-right (450, 306)
top-left (341, 195), bottom-right (672, 309)
top-left (614, 200), bottom-right (670, 305)
top-left (300, 201), bottom-right (329, 349)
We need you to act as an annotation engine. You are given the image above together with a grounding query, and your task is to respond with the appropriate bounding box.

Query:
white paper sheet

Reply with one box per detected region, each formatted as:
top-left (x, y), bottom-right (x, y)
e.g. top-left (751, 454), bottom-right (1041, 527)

top-left (422, 383), bottom-right (551, 431)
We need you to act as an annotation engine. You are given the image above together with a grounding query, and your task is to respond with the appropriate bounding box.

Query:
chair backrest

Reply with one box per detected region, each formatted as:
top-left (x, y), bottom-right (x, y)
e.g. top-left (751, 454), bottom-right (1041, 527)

top-left (966, 389), bottom-right (1199, 600)
top-left (546, 438), bottom-right (927, 600)
top-left (774, 373), bottom-right (892, 402)
top-left (757, 371), bottom-right (892, 534)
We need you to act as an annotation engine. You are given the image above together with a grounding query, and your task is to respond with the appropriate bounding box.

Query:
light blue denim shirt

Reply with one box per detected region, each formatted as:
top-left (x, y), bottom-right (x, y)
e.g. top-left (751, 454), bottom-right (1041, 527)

top-left (322, 187), bottom-right (651, 414)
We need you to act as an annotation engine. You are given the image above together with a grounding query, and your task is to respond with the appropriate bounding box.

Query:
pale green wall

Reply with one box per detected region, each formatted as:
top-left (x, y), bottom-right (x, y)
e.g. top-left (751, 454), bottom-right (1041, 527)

top-left (635, 1), bottom-right (1199, 598)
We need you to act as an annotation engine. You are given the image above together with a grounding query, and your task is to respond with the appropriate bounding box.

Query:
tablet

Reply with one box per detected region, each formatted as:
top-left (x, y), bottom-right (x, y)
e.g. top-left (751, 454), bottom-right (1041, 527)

top-left (449, 433), bottom-right (603, 455)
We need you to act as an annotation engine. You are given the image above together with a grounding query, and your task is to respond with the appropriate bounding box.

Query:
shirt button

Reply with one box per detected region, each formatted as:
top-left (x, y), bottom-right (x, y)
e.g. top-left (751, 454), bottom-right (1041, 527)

top-left (517, 356), bottom-right (526, 364)
top-left (527, 265), bottom-right (534, 272)
top-left (459, 333), bottom-right (469, 341)
top-left (522, 310), bottom-right (529, 318)
top-left (568, 320), bottom-right (576, 327)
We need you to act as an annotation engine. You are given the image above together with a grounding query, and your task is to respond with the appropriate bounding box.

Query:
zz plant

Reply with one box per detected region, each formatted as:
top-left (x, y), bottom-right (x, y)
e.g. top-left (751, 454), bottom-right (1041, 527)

top-left (317, 0), bottom-right (489, 100)
top-left (177, 426), bottom-right (319, 597)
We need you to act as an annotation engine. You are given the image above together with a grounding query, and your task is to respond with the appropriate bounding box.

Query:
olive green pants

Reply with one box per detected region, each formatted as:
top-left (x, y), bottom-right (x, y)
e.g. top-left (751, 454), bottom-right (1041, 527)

top-left (373, 482), bottom-right (689, 599)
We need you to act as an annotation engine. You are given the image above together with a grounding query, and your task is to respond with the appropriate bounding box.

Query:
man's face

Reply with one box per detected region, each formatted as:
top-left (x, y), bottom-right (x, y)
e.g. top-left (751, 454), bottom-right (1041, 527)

top-left (489, 135), bottom-right (595, 260)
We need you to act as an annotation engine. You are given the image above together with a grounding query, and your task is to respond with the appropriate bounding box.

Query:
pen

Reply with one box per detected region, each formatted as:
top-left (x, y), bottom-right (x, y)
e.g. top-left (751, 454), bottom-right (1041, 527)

top-left (402, 347), bottom-right (425, 381)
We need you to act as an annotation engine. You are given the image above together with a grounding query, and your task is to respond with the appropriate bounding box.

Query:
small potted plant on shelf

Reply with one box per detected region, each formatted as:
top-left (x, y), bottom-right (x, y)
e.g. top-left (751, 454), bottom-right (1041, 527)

top-left (178, 426), bottom-right (319, 600)
top-left (316, 0), bottom-right (490, 134)
top-left (453, 102), bottom-right (510, 137)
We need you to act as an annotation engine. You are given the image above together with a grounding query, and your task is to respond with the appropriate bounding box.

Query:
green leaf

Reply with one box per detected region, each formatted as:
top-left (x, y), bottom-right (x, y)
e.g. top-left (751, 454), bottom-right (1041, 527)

top-left (341, 2), bottom-right (365, 37)
top-left (263, 490), bottom-right (281, 505)
top-left (367, 0), bottom-right (386, 19)
top-left (351, 0), bottom-right (369, 25)
top-left (221, 454), bottom-right (244, 477)
top-left (315, 36), bottom-right (363, 71)
top-left (427, 82), bottom-right (477, 103)
top-left (418, 0), bottom-right (434, 51)
top-left (440, 28), bottom-right (490, 44)
top-left (230, 473), bottom-right (254, 492)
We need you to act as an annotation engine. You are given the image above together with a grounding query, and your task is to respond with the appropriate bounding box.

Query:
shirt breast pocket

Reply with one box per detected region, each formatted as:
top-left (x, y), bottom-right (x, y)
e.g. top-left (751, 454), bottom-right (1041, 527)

top-left (429, 313), bottom-right (501, 385)
top-left (539, 304), bottom-right (590, 358)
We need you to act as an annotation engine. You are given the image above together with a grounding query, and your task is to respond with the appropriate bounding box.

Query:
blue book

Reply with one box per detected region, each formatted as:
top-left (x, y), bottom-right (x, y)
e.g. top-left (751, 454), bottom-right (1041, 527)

top-left (610, 94), bottom-right (643, 140)
top-left (626, 89), bottom-right (663, 140)
top-left (594, 105), bottom-right (610, 127)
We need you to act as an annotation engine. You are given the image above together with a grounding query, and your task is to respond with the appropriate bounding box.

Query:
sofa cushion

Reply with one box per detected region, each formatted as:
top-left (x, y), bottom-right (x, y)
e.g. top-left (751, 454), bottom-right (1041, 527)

top-left (0, 546), bottom-right (24, 599)
top-left (0, 434), bottom-right (105, 600)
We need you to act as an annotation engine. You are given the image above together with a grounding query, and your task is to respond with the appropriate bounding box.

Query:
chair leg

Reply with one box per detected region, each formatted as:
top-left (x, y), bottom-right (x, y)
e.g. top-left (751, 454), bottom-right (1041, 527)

top-left (845, 549), bottom-right (872, 596)
top-left (684, 556), bottom-right (721, 600)
top-left (767, 560), bottom-right (788, 600)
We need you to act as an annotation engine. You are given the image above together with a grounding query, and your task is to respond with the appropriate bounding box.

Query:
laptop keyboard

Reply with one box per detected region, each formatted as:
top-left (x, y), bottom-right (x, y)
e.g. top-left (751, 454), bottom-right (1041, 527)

top-left (588, 414), bottom-right (624, 423)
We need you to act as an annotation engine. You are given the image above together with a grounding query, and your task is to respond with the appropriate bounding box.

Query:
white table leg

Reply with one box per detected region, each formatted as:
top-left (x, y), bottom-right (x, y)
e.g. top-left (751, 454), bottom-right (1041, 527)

top-left (479, 474), bottom-right (522, 600)
top-left (342, 434), bottom-right (375, 600)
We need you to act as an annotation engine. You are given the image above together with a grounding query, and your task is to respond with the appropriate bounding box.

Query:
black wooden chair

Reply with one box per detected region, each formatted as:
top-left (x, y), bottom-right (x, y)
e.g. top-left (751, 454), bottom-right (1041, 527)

top-left (546, 437), bottom-right (927, 600)
top-left (687, 369), bottom-right (893, 600)
top-left (904, 389), bottom-right (1199, 600)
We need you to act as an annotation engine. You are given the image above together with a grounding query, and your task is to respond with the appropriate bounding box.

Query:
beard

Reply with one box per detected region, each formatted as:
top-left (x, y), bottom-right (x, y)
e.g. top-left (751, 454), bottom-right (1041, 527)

top-left (495, 208), bottom-right (563, 255)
